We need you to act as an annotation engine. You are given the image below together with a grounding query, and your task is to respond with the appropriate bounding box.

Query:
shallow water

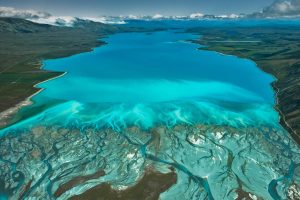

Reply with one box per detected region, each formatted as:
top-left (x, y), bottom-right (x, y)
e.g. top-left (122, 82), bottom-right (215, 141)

top-left (8, 31), bottom-right (277, 129)
top-left (0, 24), bottom-right (299, 200)
top-left (38, 31), bottom-right (275, 104)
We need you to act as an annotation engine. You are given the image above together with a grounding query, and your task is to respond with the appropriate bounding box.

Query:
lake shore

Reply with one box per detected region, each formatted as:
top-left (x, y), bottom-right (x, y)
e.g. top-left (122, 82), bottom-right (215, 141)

top-left (0, 18), bottom-right (107, 123)
top-left (188, 26), bottom-right (300, 144)
top-left (0, 17), bottom-right (140, 127)
top-left (1, 18), bottom-right (300, 147)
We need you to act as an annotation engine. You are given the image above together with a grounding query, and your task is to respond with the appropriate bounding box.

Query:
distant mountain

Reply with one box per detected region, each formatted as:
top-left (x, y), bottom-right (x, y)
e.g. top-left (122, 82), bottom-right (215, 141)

top-left (0, 17), bottom-right (123, 35)
top-left (2, 3), bottom-right (300, 27)
top-left (116, 13), bottom-right (242, 21)
top-left (0, 7), bottom-right (126, 26)
top-left (0, 17), bottom-right (56, 33)
top-left (0, 16), bottom-right (149, 117)
top-left (0, 16), bottom-right (125, 115)
top-left (72, 18), bottom-right (120, 34)
top-left (0, 6), bottom-right (245, 27)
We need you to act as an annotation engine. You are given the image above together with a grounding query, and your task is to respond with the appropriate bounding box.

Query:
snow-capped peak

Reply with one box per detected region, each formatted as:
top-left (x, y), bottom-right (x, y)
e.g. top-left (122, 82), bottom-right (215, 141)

top-left (152, 14), bottom-right (164, 19)
top-left (189, 13), bottom-right (204, 18)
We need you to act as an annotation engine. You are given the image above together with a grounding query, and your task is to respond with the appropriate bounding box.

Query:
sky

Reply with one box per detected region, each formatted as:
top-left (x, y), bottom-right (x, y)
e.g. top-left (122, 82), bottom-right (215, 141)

top-left (0, 0), bottom-right (275, 17)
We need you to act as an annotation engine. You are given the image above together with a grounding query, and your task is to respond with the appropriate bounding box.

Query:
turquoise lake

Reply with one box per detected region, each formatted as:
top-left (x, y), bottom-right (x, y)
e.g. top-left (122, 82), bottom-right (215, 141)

top-left (11, 31), bottom-right (278, 129)
top-left (0, 21), bottom-right (299, 200)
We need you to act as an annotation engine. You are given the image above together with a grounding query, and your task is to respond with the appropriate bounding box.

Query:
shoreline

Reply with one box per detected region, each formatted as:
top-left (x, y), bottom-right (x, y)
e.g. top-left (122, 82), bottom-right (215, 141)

top-left (197, 46), bottom-right (297, 141)
top-left (1, 23), bottom-right (299, 147)
top-left (0, 17), bottom-right (122, 126)
top-left (189, 27), bottom-right (300, 145)
top-left (0, 43), bottom-right (102, 129)
top-left (0, 72), bottom-right (68, 128)
top-left (203, 48), bottom-right (299, 144)
top-left (0, 31), bottom-right (287, 131)
top-left (272, 82), bottom-right (300, 143)
top-left (0, 17), bottom-right (156, 128)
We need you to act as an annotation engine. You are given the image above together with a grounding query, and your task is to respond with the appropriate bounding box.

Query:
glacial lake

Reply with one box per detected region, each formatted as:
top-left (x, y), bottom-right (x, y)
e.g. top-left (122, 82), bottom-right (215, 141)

top-left (13, 31), bottom-right (278, 129)
top-left (1, 22), bottom-right (299, 200)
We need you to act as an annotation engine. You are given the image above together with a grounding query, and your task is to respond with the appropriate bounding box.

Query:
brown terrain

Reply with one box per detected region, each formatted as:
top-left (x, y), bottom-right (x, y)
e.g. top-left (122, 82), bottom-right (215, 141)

top-left (70, 169), bottom-right (177, 200)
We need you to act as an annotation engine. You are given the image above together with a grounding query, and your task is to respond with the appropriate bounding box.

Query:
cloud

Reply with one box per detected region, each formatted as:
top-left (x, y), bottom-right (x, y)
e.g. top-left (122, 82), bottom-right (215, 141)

top-left (189, 13), bottom-right (204, 19)
top-left (250, 0), bottom-right (300, 18)
top-left (152, 14), bottom-right (164, 19)
top-left (264, 0), bottom-right (300, 16)
top-left (216, 14), bottom-right (240, 19)
top-left (0, 6), bottom-right (51, 19)
top-left (0, 6), bottom-right (243, 24)
top-left (32, 16), bottom-right (77, 26)
top-left (83, 17), bottom-right (126, 24)
top-left (0, 6), bottom-right (125, 26)
top-left (118, 13), bottom-right (242, 21)
top-left (0, 6), bottom-right (78, 26)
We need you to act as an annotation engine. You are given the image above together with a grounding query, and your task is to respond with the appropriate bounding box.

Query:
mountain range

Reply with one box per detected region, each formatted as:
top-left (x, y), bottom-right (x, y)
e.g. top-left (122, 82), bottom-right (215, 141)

top-left (1, 1), bottom-right (300, 27)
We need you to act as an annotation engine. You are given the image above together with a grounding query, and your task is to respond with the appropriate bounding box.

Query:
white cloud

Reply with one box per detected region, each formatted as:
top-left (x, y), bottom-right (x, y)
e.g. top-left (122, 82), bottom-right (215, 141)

top-left (0, 6), bottom-right (125, 26)
top-left (277, 1), bottom-right (293, 12)
top-left (31, 16), bottom-right (76, 26)
top-left (0, 6), bottom-right (51, 19)
top-left (217, 14), bottom-right (240, 19)
top-left (190, 13), bottom-right (204, 19)
top-left (0, 6), bottom-right (78, 26)
top-left (251, 0), bottom-right (300, 17)
top-left (152, 14), bottom-right (164, 19)
top-left (127, 14), bottom-right (139, 19)
top-left (0, 6), bottom-right (245, 24)
top-left (83, 17), bottom-right (126, 24)
top-left (228, 14), bottom-right (240, 18)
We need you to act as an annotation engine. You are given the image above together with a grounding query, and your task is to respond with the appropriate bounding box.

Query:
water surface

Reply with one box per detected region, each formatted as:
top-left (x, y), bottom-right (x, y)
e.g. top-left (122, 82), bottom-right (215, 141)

top-left (0, 25), bottom-right (299, 200)
top-left (11, 31), bottom-right (277, 129)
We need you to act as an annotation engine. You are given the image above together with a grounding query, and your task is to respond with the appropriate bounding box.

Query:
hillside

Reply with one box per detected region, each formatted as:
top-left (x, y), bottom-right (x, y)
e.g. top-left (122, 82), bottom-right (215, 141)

top-left (189, 26), bottom-right (300, 144)
top-left (0, 17), bottom-right (125, 125)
